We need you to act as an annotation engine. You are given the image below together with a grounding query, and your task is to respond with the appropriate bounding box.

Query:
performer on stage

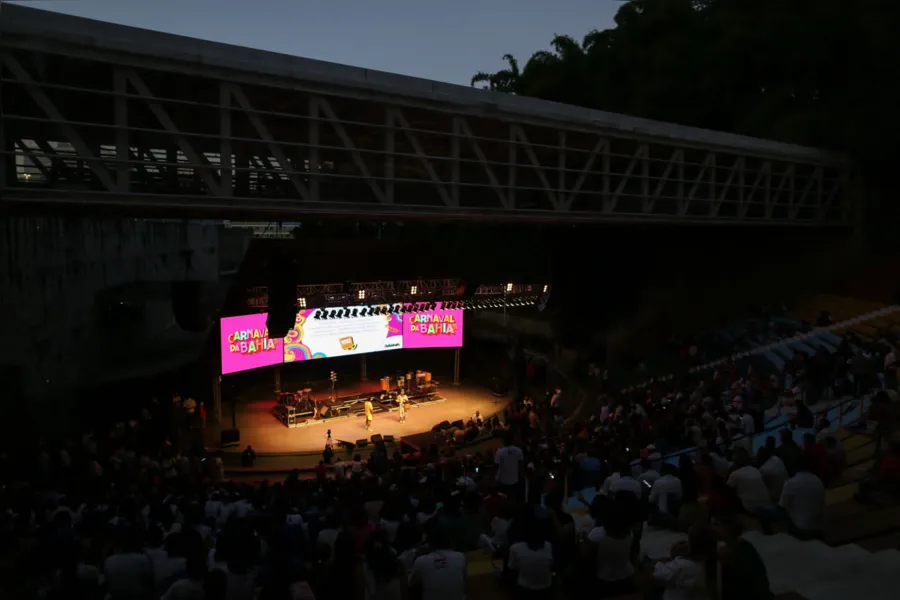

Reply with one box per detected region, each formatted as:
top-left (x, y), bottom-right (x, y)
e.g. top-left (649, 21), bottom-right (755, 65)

top-left (364, 398), bottom-right (374, 431)
top-left (397, 389), bottom-right (409, 423)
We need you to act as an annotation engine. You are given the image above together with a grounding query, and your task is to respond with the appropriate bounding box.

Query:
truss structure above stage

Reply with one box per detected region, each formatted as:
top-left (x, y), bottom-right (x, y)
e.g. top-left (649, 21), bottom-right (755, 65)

top-left (244, 280), bottom-right (542, 309)
top-left (0, 5), bottom-right (855, 226)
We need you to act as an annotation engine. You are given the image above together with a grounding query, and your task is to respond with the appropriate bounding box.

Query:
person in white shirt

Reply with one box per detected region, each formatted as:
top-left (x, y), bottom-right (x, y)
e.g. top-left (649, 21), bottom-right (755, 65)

top-left (494, 434), bottom-right (524, 496)
top-left (727, 451), bottom-right (773, 514)
top-left (410, 526), bottom-right (467, 600)
top-left (777, 460), bottom-right (826, 538)
top-left (609, 463), bottom-right (643, 499)
top-left (637, 458), bottom-right (661, 488)
top-left (103, 530), bottom-right (154, 600)
top-left (586, 515), bottom-right (635, 596)
top-left (652, 524), bottom-right (718, 600)
top-left (648, 464), bottom-right (683, 528)
top-left (757, 449), bottom-right (790, 503)
top-left (508, 526), bottom-right (554, 598)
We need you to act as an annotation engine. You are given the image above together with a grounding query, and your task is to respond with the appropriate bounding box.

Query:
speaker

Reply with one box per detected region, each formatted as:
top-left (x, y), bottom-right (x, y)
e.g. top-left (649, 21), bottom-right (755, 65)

top-left (382, 435), bottom-right (395, 445)
top-left (172, 281), bottom-right (208, 332)
top-left (370, 434), bottom-right (383, 444)
top-left (221, 428), bottom-right (240, 448)
top-left (356, 439), bottom-right (368, 448)
top-left (432, 420), bottom-right (451, 432)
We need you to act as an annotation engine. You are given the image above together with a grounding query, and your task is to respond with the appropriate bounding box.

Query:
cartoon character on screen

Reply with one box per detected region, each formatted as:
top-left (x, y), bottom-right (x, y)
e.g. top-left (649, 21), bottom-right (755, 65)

top-left (397, 388), bottom-right (409, 423)
top-left (364, 398), bottom-right (375, 432)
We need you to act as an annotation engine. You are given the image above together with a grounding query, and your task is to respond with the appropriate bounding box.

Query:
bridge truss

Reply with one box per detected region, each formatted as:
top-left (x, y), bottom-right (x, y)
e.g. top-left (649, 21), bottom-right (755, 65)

top-left (0, 5), bottom-right (854, 225)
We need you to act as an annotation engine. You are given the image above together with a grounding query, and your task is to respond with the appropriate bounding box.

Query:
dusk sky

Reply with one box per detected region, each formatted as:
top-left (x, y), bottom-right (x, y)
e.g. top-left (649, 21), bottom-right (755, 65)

top-left (17, 0), bottom-right (619, 86)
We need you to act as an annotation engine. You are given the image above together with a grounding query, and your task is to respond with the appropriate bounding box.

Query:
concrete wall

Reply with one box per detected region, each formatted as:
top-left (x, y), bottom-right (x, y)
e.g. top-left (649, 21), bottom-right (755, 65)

top-left (0, 217), bottom-right (221, 412)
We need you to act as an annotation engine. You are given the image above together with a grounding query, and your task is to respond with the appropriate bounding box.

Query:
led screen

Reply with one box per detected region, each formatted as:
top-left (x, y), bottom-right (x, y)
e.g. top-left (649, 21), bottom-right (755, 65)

top-left (402, 307), bottom-right (463, 348)
top-left (220, 303), bottom-right (464, 375)
top-left (283, 309), bottom-right (404, 362)
top-left (220, 313), bottom-right (284, 375)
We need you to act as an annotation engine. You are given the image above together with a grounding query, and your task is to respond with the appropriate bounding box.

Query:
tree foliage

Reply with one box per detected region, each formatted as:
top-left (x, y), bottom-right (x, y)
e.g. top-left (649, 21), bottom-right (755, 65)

top-left (471, 0), bottom-right (900, 166)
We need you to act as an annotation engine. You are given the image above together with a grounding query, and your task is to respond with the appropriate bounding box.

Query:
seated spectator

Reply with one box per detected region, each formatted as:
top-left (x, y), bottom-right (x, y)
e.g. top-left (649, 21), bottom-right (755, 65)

top-left (727, 449), bottom-right (773, 515)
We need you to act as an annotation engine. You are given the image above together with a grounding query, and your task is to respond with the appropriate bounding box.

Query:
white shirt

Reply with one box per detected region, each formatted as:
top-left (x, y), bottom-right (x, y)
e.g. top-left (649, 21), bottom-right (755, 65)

top-left (759, 456), bottom-right (790, 502)
top-left (649, 475), bottom-right (683, 514)
top-left (162, 577), bottom-right (204, 600)
top-left (508, 541), bottom-right (554, 590)
top-left (779, 471), bottom-right (826, 533)
top-left (653, 557), bottom-right (713, 600)
top-left (727, 466), bottom-right (772, 513)
top-left (609, 475), bottom-right (643, 499)
top-left (741, 413), bottom-right (755, 435)
top-left (494, 446), bottom-right (524, 485)
top-left (411, 550), bottom-right (467, 600)
top-left (886, 351), bottom-right (897, 370)
top-left (639, 469), bottom-right (661, 487)
top-left (587, 527), bottom-right (633, 581)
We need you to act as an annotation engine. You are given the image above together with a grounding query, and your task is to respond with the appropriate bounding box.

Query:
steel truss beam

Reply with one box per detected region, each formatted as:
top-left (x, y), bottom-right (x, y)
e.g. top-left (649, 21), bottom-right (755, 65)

top-left (0, 45), bottom-right (853, 225)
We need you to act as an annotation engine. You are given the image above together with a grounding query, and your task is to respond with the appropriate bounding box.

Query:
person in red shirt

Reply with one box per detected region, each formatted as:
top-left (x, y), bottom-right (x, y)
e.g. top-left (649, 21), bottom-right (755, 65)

top-left (314, 460), bottom-right (328, 482)
top-left (802, 433), bottom-right (830, 483)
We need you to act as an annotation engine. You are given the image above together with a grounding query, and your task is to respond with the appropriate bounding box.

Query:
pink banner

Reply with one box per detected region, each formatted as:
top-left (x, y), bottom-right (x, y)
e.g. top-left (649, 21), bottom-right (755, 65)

top-left (402, 304), bottom-right (464, 348)
top-left (220, 313), bottom-right (284, 375)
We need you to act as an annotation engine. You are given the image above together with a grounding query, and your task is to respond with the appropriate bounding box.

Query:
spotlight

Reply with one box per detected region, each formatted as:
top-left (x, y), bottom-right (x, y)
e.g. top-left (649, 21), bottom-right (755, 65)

top-left (358, 290), bottom-right (366, 300)
top-left (410, 285), bottom-right (418, 295)
top-left (360, 307), bottom-right (368, 317)
top-left (330, 309), bottom-right (339, 319)
top-left (314, 310), bottom-right (322, 319)
top-left (351, 308), bottom-right (358, 317)
top-left (298, 297), bottom-right (307, 309)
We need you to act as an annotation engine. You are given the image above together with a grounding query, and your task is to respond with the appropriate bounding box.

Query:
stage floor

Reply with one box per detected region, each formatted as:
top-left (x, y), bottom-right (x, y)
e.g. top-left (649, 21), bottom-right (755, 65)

top-left (210, 381), bottom-right (506, 455)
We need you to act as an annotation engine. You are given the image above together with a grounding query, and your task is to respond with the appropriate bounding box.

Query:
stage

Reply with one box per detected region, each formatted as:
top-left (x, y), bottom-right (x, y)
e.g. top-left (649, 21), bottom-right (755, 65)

top-left (208, 380), bottom-right (506, 455)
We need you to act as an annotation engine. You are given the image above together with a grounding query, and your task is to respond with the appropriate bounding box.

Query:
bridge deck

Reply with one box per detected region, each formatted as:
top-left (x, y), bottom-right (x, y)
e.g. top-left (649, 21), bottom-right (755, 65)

top-left (0, 4), bottom-right (853, 225)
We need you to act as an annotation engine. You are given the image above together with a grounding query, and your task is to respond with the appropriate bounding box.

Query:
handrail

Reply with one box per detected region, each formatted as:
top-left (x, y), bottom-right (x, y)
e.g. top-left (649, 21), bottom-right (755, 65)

top-left (618, 305), bottom-right (900, 395)
top-left (642, 391), bottom-right (869, 466)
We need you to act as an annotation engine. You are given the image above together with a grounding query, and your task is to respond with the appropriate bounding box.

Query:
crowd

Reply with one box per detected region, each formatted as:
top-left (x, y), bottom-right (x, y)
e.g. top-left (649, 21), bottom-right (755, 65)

top-left (1, 315), bottom-right (898, 600)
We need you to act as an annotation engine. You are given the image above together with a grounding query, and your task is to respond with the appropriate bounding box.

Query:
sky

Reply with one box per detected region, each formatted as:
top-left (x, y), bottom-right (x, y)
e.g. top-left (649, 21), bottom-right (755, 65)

top-left (14, 0), bottom-right (620, 86)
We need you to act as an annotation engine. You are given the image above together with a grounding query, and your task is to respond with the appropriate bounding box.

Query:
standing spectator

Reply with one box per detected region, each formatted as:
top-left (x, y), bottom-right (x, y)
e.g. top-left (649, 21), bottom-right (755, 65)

top-left (508, 519), bottom-right (554, 599)
top-left (494, 433), bottom-right (525, 498)
top-left (410, 526), bottom-right (467, 600)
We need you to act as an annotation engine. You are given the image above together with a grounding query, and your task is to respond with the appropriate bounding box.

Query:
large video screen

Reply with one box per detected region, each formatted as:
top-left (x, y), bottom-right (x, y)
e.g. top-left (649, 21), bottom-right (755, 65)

top-left (220, 313), bottom-right (285, 375)
top-left (220, 302), bottom-right (463, 375)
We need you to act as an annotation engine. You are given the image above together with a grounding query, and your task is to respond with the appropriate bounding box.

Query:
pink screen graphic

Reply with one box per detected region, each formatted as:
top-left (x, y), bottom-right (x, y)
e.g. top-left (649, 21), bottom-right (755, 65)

top-left (402, 304), bottom-right (464, 349)
top-left (220, 313), bottom-right (284, 375)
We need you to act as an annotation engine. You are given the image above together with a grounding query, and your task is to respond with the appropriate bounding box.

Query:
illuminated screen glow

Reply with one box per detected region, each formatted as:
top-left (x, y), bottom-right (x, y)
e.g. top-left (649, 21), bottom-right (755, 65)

top-left (220, 302), bottom-right (464, 375)
top-left (219, 313), bottom-right (284, 375)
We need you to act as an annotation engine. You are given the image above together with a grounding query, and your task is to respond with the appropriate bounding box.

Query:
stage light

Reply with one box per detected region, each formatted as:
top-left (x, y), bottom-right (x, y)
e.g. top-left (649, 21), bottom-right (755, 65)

top-left (330, 310), bottom-right (339, 319)
top-left (543, 285), bottom-right (549, 293)
top-left (298, 297), bottom-right (307, 308)
top-left (314, 310), bottom-right (322, 319)
top-left (358, 290), bottom-right (366, 300)
top-left (352, 308), bottom-right (358, 317)
top-left (410, 285), bottom-right (418, 295)
top-left (506, 283), bottom-right (514, 293)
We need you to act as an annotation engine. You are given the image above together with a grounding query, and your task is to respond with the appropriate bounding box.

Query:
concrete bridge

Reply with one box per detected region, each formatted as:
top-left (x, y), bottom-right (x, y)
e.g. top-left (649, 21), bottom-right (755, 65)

top-left (0, 4), bottom-right (854, 226)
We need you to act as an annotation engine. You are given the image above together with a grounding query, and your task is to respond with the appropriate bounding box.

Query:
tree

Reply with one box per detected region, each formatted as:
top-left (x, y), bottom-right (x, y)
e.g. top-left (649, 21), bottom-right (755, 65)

top-left (471, 0), bottom-right (900, 157)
